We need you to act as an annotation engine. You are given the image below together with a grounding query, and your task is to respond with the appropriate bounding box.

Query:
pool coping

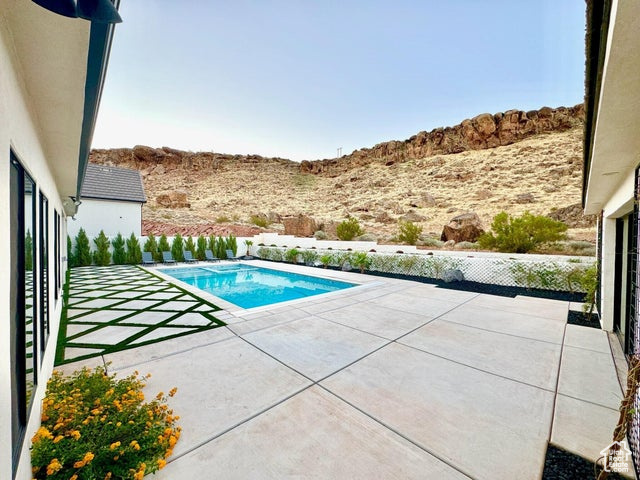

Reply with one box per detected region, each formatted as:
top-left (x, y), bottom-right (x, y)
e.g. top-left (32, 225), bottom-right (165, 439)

top-left (143, 260), bottom-right (382, 317)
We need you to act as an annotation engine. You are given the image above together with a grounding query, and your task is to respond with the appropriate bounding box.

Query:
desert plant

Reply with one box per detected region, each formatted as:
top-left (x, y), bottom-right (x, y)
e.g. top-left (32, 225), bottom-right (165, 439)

top-left (351, 252), bottom-right (371, 273)
top-left (25, 229), bottom-right (33, 271)
top-left (31, 366), bottom-right (180, 480)
top-left (454, 241), bottom-right (479, 250)
top-left (158, 235), bottom-right (170, 256)
top-left (319, 253), bottom-right (333, 268)
top-left (397, 221), bottom-right (422, 245)
top-left (578, 263), bottom-right (598, 314)
top-left (420, 237), bottom-right (444, 248)
top-left (111, 233), bottom-right (126, 265)
top-left (74, 229), bottom-right (92, 267)
top-left (249, 215), bottom-right (270, 228)
top-left (126, 234), bottom-right (142, 265)
top-left (300, 249), bottom-right (318, 266)
top-left (67, 235), bottom-right (77, 268)
top-left (215, 215), bottom-right (231, 223)
top-left (244, 240), bottom-right (254, 256)
top-left (92, 231), bottom-right (111, 266)
top-left (285, 248), bottom-right (300, 263)
top-left (336, 217), bottom-right (364, 241)
top-left (314, 230), bottom-right (328, 240)
top-left (184, 236), bottom-right (196, 257)
top-left (478, 211), bottom-right (568, 253)
top-left (196, 235), bottom-right (207, 260)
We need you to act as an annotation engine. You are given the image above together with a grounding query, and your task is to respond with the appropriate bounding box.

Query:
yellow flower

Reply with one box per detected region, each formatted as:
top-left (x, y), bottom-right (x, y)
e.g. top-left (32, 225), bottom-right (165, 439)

top-left (83, 452), bottom-right (95, 464)
top-left (104, 473), bottom-right (112, 480)
top-left (130, 440), bottom-right (140, 451)
top-left (46, 458), bottom-right (62, 475)
top-left (53, 435), bottom-right (64, 444)
top-left (70, 475), bottom-right (78, 480)
top-left (116, 422), bottom-right (122, 427)
top-left (168, 387), bottom-right (178, 397)
top-left (70, 430), bottom-right (81, 440)
top-left (109, 441), bottom-right (121, 450)
top-left (158, 459), bottom-right (167, 469)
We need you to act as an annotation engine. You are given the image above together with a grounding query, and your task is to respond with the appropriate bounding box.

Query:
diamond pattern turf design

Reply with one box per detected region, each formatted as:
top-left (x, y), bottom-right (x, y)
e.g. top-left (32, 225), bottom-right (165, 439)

top-left (56, 265), bottom-right (225, 365)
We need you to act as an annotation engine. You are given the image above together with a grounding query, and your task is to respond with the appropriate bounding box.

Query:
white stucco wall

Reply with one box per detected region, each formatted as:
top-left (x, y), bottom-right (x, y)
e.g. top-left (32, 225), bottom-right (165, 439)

top-left (68, 198), bottom-right (142, 239)
top-left (0, 12), bottom-right (73, 480)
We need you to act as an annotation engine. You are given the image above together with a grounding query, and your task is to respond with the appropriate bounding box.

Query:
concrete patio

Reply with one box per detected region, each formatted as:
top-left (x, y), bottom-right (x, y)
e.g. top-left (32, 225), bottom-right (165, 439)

top-left (60, 261), bottom-right (626, 479)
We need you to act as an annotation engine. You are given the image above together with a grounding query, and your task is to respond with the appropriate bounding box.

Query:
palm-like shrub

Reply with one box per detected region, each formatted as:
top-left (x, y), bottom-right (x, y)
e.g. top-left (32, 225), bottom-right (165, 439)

top-left (126, 234), bottom-right (142, 265)
top-left (92, 231), bottom-right (111, 266)
top-left (111, 233), bottom-right (126, 265)
top-left (336, 217), bottom-right (364, 241)
top-left (74, 229), bottom-right (92, 267)
top-left (478, 211), bottom-right (567, 253)
top-left (284, 248), bottom-right (300, 263)
top-left (319, 253), bottom-right (333, 268)
top-left (351, 252), bottom-right (371, 273)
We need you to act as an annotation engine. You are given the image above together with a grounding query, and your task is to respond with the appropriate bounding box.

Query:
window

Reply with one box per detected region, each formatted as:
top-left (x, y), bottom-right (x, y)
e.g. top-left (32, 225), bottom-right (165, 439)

top-left (54, 210), bottom-right (60, 300)
top-left (9, 151), bottom-right (38, 474)
top-left (39, 192), bottom-right (49, 354)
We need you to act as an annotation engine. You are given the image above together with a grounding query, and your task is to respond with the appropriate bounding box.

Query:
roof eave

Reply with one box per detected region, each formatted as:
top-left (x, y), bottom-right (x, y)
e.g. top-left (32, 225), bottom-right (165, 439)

top-left (75, 0), bottom-right (120, 204)
top-left (582, 0), bottom-right (612, 208)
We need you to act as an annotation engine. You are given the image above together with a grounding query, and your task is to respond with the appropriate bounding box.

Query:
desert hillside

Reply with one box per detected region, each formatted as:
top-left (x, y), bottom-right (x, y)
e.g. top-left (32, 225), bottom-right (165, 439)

top-left (89, 104), bottom-right (595, 243)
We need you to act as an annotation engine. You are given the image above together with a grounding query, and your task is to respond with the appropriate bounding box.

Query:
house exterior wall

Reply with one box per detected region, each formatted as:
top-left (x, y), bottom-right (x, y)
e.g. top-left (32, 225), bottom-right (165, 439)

top-left (0, 14), bottom-right (70, 480)
top-left (68, 198), bottom-right (142, 239)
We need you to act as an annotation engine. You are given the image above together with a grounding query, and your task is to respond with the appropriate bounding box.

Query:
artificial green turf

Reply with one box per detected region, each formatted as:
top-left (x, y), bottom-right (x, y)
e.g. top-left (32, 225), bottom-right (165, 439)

top-left (55, 265), bottom-right (226, 366)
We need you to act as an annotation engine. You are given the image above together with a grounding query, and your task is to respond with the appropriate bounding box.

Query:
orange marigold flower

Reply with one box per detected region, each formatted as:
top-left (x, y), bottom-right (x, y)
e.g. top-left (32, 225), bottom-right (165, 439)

top-left (104, 473), bottom-right (112, 480)
top-left (83, 452), bottom-right (95, 464)
top-left (53, 435), bottom-right (64, 444)
top-left (70, 430), bottom-right (81, 440)
top-left (156, 392), bottom-right (164, 400)
top-left (46, 459), bottom-right (62, 475)
top-left (70, 474), bottom-right (78, 480)
top-left (168, 387), bottom-right (178, 397)
top-left (109, 441), bottom-right (121, 450)
top-left (157, 459), bottom-right (167, 469)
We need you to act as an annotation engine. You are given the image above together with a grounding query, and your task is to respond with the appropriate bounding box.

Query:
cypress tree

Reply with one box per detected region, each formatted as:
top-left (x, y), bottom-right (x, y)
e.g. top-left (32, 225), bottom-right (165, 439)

top-left (93, 230), bottom-right (111, 266)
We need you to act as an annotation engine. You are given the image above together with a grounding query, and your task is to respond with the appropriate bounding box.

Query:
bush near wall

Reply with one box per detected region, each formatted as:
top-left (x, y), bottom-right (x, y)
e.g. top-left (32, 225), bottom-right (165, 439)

top-left (255, 246), bottom-right (594, 293)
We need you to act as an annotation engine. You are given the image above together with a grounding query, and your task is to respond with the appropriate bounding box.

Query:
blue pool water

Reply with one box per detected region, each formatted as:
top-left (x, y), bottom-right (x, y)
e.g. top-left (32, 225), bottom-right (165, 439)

top-left (158, 264), bottom-right (356, 309)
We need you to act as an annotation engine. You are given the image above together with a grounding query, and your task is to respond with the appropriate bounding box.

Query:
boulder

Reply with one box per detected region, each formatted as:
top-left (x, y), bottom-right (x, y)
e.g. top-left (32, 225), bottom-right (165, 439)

top-left (399, 212), bottom-right (427, 223)
top-left (548, 203), bottom-right (598, 228)
top-left (515, 193), bottom-right (535, 204)
top-left (282, 214), bottom-right (317, 237)
top-left (440, 212), bottom-right (485, 243)
top-left (442, 269), bottom-right (465, 283)
top-left (156, 191), bottom-right (190, 208)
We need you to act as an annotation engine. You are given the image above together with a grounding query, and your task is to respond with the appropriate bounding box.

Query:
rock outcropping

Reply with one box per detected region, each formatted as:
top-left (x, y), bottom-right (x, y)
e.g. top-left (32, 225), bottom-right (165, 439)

top-left (300, 104), bottom-right (584, 175)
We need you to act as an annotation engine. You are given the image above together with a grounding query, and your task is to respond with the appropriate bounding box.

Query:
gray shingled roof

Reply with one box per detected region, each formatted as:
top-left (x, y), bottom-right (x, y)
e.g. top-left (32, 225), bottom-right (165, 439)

top-left (81, 163), bottom-right (146, 203)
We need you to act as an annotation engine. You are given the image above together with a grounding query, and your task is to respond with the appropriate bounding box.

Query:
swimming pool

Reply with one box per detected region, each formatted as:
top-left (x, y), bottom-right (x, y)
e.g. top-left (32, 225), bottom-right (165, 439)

top-left (158, 264), bottom-right (356, 309)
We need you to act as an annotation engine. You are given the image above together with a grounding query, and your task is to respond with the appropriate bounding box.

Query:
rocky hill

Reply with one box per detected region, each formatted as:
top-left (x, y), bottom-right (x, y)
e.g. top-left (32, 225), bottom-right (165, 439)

top-left (89, 104), bottom-right (594, 242)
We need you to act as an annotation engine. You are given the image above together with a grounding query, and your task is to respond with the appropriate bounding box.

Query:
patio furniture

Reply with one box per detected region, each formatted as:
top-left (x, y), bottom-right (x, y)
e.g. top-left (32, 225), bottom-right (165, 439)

top-left (226, 249), bottom-right (240, 261)
top-left (142, 251), bottom-right (155, 265)
top-left (162, 251), bottom-right (176, 264)
top-left (204, 249), bottom-right (219, 262)
top-left (183, 250), bottom-right (198, 263)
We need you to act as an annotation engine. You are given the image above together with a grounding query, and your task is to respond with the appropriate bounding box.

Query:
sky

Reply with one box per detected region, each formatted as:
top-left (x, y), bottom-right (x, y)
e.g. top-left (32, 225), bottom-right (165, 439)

top-left (92, 1), bottom-right (586, 161)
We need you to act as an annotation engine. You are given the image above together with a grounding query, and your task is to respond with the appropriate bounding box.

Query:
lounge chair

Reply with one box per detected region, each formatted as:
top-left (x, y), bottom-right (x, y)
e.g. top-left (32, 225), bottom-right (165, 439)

top-left (225, 249), bottom-right (239, 261)
top-left (204, 249), bottom-right (219, 262)
top-left (142, 251), bottom-right (155, 265)
top-left (183, 250), bottom-right (198, 263)
top-left (162, 251), bottom-right (176, 264)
